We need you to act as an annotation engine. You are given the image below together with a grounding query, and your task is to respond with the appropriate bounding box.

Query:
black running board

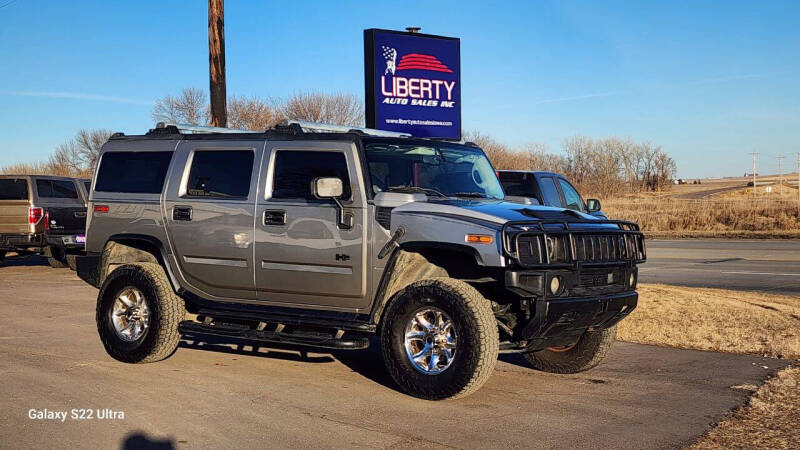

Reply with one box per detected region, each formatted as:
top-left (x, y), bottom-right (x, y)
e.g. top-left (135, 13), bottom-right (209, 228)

top-left (179, 320), bottom-right (369, 350)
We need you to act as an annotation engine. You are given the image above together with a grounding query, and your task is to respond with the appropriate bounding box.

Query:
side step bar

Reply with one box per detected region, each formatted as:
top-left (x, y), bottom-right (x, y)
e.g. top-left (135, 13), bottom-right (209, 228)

top-left (178, 320), bottom-right (370, 350)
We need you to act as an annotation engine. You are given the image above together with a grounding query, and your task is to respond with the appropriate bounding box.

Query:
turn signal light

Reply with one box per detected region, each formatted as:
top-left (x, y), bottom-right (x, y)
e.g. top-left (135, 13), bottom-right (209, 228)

top-left (466, 234), bottom-right (494, 244)
top-left (94, 205), bottom-right (109, 213)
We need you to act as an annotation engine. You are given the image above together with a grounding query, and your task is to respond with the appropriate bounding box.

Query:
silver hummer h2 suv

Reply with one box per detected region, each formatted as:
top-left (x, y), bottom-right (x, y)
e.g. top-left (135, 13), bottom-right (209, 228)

top-left (76, 121), bottom-right (645, 400)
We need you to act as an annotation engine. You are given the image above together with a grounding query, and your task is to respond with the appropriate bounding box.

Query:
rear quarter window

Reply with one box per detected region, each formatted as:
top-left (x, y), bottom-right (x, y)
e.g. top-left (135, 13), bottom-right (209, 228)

top-left (0, 178), bottom-right (29, 200)
top-left (95, 151), bottom-right (173, 194)
top-left (36, 179), bottom-right (79, 199)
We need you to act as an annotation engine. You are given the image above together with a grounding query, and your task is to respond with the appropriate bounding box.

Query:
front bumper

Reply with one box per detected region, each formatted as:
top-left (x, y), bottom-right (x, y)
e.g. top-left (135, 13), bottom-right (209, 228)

top-left (520, 291), bottom-right (637, 351)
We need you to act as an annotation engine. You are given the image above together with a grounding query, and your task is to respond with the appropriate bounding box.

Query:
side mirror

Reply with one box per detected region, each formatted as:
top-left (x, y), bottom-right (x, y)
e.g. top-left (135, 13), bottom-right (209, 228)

top-left (312, 177), bottom-right (344, 199)
top-left (312, 177), bottom-right (351, 229)
top-left (586, 198), bottom-right (602, 212)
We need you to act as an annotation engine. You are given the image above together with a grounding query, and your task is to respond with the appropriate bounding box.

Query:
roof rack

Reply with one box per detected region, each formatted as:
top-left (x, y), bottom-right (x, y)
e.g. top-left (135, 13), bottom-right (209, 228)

top-left (151, 120), bottom-right (411, 138)
top-left (280, 120), bottom-right (411, 138)
top-left (154, 122), bottom-right (256, 134)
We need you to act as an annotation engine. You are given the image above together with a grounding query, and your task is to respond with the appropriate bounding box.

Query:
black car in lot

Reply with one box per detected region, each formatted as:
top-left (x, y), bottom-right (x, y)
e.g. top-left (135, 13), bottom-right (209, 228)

top-left (497, 170), bottom-right (607, 219)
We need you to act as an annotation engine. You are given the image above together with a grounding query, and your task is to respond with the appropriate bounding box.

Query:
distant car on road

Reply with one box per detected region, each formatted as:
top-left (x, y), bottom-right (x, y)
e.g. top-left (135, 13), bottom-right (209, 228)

top-left (497, 170), bottom-right (607, 219)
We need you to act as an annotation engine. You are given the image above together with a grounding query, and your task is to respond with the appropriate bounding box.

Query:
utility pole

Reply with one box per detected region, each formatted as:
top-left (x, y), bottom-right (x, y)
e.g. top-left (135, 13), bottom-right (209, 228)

top-left (748, 152), bottom-right (759, 198)
top-left (208, 0), bottom-right (227, 127)
top-left (777, 155), bottom-right (785, 196)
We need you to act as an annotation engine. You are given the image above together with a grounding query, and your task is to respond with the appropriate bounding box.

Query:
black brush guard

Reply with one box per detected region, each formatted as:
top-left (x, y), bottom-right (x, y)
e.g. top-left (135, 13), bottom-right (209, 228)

top-left (500, 219), bottom-right (645, 349)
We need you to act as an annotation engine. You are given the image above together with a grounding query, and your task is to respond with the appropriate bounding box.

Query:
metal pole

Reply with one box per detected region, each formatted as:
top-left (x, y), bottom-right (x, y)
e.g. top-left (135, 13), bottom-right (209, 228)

top-left (208, 0), bottom-right (227, 127)
top-left (748, 152), bottom-right (759, 198)
top-left (777, 155), bottom-right (785, 196)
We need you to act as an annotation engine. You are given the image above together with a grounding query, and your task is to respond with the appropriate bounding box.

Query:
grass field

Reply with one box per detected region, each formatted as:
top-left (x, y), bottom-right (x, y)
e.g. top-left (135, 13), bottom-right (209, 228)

top-left (620, 284), bottom-right (800, 448)
top-left (603, 198), bottom-right (800, 238)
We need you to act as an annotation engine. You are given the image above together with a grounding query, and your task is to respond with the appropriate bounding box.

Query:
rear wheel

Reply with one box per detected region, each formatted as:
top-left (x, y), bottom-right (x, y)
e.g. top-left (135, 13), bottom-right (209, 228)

top-left (523, 326), bottom-right (617, 374)
top-left (46, 246), bottom-right (68, 268)
top-left (381, 278), bottom-right (499, 400)
top-left (0, 251), bottom-right (5, 266)
top-left (96, 263), bottom-right (185, 363)
top-left (66, 254), bottom-right (78, 271)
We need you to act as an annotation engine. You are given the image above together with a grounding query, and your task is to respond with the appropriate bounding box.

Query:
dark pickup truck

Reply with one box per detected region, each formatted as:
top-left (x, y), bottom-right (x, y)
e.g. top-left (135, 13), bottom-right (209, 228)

top-left (0, 175), bottom-right (88, 268)
top-left (497, 170), bottom-right (607, 219)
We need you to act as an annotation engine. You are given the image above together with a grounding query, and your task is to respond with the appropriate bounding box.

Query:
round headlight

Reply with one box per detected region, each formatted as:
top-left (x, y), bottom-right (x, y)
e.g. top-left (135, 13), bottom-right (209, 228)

top-left (549, 276), bottom-right (561, 295)
top-left (629, 273), bottom-right (636, 287)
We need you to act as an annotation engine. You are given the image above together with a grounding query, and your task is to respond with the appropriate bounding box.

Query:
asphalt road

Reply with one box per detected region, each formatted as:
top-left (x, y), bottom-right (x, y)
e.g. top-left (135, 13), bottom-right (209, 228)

top-left (642, 239), bottom-right (800, 295)
top-left (0, 257), bottom-right (791, 448)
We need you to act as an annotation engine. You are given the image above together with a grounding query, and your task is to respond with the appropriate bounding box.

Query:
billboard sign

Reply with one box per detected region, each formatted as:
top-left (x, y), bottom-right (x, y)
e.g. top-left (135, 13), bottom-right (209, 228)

top-left (364, 29), bottom-right (461, 139)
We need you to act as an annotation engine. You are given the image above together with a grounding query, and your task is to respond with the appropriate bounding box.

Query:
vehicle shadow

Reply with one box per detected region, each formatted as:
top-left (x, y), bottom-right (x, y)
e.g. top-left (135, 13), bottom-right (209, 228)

top-left (179, 333), bottom-right (398, 391)
top-left (120, 431), bottom-right (175, 449)
top-left (1, 254), bottom-right (49, 267)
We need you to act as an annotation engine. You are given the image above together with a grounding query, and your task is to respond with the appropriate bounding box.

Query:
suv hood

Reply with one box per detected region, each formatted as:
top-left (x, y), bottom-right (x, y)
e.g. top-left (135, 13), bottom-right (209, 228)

top-left (392, 198), bottom-right (614, 229)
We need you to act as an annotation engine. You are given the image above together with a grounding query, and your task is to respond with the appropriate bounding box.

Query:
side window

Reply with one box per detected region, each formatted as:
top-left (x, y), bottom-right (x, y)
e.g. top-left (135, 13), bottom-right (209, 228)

top-left (538, 177), bottom-right (563, 207)
top-left (95, 152), bottom-right (173, 194)
top-left (0, 178), bottom-right (29, 200)
top-left (271, 151), bottom-right (351, 201)
top-left (186, 150), bottom-right (254, 198)
top-left (36, 179), bottom-right (79, 199)
top-left (558, 179), bottom-right (585, 212)
top-left (83, 181), bottom-right (91, 193)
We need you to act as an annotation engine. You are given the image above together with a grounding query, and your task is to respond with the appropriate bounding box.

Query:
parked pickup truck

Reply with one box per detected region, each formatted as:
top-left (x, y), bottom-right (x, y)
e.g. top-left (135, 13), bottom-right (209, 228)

top-left (0, 175), bottom-right (88, 268)
top-left (76, 121), bottom-right (645, 400)
top-left (497, 170), bottom-right (607, 219)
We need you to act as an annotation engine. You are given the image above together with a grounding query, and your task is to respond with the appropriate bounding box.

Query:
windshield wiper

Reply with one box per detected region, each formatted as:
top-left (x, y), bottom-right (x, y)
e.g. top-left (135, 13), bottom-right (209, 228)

top-left (386, 186), bottom-right (448, 198)
top-left (451, 192), bottom-right (490, 198)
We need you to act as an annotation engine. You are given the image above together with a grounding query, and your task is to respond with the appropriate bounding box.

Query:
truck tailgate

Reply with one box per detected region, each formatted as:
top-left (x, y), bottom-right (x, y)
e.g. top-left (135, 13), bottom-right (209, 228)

top-left (0, 200), bottom-right (31, 234)
top-left (46, 205), bottom-right (87, 235)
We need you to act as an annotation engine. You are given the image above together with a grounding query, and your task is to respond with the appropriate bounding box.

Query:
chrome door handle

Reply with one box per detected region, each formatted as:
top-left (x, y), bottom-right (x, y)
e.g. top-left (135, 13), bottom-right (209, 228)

top-left (263, 209), bottom-right (287, 226)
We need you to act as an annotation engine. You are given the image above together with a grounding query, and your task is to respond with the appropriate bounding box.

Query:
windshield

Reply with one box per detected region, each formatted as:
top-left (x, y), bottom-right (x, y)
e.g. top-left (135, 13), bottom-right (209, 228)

top-left (364, 141), bottom-right (504, 199)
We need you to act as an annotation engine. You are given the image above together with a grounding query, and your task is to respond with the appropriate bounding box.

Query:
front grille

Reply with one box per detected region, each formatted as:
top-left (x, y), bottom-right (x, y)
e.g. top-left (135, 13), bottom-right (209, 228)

top-left (510, 232), bottom-right (644, 267)
top-left (573, 234), bottom-right (628, 263)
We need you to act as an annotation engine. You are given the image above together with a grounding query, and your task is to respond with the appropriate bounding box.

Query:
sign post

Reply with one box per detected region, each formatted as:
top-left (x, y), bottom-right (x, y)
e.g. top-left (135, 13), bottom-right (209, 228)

top-left (364, 28), bottom-right (461, 139)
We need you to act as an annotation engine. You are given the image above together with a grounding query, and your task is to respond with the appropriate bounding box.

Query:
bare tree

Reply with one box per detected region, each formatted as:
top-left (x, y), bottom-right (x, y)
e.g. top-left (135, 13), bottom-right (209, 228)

top-left (280, 91), bottom-right (364, 127)
top-left (1, 129), bottom-right (112, 178)
top-left (227, 96), bottom-right (284, 131)
top-left (152, 87), bottom-right (209, 125)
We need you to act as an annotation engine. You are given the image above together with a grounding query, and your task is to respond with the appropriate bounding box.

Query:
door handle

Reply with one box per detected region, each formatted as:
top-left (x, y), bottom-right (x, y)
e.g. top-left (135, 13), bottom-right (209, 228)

top-left (263, 209), bottom-right (287, 226)
top-left (173, 206), bottom-right (193, 221)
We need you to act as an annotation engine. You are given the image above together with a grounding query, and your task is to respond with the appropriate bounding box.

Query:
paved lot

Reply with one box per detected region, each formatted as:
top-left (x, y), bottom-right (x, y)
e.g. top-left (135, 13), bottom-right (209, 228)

top-left (0, 256), bottom-right (792, 448)
top-left (642, 239), bottom-right (800, 295)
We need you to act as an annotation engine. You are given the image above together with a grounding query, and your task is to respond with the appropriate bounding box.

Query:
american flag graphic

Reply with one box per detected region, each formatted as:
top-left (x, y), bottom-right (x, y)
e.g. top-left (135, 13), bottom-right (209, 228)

top-left (382, 46), bottom-right (453, 74)
top-left (396, 53), bottom-right (453, 73)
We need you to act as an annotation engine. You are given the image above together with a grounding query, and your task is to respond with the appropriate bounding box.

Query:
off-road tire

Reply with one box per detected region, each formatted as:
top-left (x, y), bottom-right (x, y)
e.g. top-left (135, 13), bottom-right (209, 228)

top-left (523, 326), bottom-right (617, 374)
top-left (47, 256), bottom-right (68, 268)
top-left (381, 278), bottom-right (499, 400)
top-left (96, 263), bottom-right (185, 363)
top-left (66, 254), bottom-right (78, 271)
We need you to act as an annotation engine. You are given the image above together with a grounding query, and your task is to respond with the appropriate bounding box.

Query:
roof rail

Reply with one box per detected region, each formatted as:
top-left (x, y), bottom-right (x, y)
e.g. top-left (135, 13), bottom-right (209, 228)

top-left (154, 122), bottom-right (256, 134)
top-left (281, 120), bottom-right (411, 138)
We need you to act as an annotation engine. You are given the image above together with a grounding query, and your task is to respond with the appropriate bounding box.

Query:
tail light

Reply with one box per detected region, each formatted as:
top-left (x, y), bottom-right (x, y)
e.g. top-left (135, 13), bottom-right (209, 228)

top-left (94, 205), bottom-right (109, 213)
top-left (28, 207), bottom-right (44, 225)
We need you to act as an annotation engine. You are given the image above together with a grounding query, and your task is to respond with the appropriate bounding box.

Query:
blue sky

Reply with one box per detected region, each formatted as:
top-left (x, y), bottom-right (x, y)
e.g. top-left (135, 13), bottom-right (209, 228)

top-left (1, 0), bottom-right (798, 178)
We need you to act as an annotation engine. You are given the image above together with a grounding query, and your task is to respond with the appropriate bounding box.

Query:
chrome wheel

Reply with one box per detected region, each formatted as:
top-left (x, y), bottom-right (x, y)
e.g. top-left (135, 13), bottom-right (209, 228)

top-left (111, 287), bottom-right (150, 342)
top-left (404, 307), bottom-right (457, 374)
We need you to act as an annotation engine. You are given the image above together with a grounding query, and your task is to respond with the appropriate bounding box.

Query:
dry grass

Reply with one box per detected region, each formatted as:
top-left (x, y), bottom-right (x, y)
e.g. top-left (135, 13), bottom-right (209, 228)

top-left (690, 366), bottom-right (800, 449)
top-left (604, 198), bottom-right (800, 238)
top-left (618, 284), bottom-right (800, 359)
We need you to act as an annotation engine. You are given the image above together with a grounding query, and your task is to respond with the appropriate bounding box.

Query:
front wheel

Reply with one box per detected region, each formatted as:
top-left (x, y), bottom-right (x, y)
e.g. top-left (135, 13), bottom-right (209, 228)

top-left (381, 278), bottom-right (499, 400)
top-left (96, 263), bottom-right (185, 363)
top-left (523, 326), bottom-right (617, 374)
